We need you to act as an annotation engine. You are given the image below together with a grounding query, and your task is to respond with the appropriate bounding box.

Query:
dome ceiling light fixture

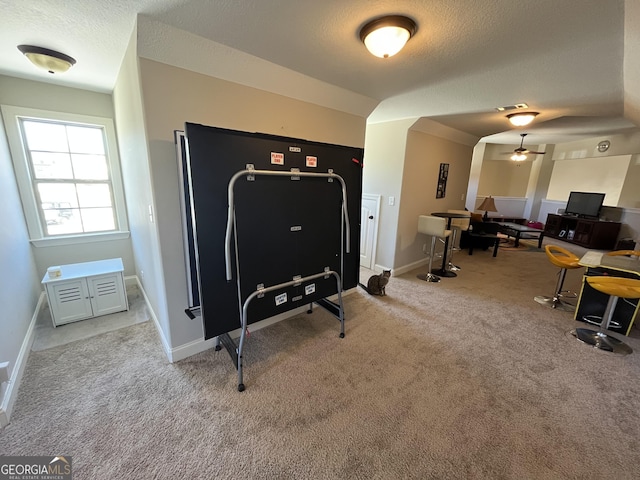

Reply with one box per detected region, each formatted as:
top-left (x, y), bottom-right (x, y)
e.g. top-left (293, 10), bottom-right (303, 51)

top-left (507, 112), bottom-right (539, 127)
top-left (359, 15), bottom-right (417, 58)
top-left (17, 45), bottom-right (76, 74)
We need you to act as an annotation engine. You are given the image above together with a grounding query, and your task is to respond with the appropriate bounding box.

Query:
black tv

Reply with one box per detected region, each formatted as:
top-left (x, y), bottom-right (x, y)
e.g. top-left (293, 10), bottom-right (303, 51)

top-left (564, 191), bottom-right (605, 218)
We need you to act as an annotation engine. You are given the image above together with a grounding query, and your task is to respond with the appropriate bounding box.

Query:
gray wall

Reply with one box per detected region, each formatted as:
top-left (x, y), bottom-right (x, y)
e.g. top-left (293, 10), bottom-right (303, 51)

top-left (362, 120), bottom-right (474, 272)
top-left (112, 29), bottom-right (173, 354)
top-left (108, 26), bottom-right (371, 359)
top-left (362, 119), bottom-right (415, 270)
top-left (0, 75), bottom-right (135, 277)
top-left (397, 130), bottom-right (473, 270)
top-left (0, 74), bottom-right (136, 420)
top-left (0, 101), bottom-right (41, 419)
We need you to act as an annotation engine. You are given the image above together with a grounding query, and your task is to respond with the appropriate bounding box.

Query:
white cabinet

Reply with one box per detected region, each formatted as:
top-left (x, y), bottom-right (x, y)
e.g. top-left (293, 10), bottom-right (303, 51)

top-left (42, 258), bottom-right (128, 327)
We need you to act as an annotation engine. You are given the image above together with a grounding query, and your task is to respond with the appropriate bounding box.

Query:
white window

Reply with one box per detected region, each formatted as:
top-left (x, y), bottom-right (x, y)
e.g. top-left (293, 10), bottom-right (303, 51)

top-left (2, 105), bottom-right (128, 246)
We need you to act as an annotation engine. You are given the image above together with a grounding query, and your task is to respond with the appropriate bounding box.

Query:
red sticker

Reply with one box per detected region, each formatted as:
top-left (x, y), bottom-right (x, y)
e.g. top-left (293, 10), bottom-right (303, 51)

top-left (271, 152), bottom-right (285, 165)
top-left (306, 156), bottom-right (318, 168)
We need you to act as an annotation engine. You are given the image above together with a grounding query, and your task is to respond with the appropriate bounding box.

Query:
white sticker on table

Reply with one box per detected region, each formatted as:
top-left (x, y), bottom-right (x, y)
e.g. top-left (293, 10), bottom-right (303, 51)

top-left (306, 156), bottom-right (317, 167)
top-left (275, 292), bottom-right (287, 306)
top-left (305, 284), bottom-right (316, 295)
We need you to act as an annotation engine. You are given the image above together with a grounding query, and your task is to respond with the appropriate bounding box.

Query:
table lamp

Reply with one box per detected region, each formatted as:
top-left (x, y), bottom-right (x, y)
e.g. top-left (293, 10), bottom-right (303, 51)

top-left (478, 196), bottom-right (497, 221)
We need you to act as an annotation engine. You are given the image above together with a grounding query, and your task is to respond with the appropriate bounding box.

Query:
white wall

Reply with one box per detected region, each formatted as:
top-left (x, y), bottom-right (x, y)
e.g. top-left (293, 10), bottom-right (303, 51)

top-left (465, 143), bottom-right (486, 211)
top-left (551, 131), bottom-right (640, 160)
top-left (0, 106), bottom-right (41, 425)
top-left (619, 154), bottom-right (640, 208)
top-left (473, 196), bottom-right (528, 219)
top-left (624, 0), bottom-right (640, 126)
top-left (523, 146), bottom-right (555, 221)
top-left (547, 131), bottom-right (640, 208)
top-left (546, 155), bottom-right (631, 205)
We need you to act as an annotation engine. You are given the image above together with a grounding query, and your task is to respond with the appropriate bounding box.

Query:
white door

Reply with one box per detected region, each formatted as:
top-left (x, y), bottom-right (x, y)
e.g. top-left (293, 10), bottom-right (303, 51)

top-left (360, 194), bottom-right (380, 269)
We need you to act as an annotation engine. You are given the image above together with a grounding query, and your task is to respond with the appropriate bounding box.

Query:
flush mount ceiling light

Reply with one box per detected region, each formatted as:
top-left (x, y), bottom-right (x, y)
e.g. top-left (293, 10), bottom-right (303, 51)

top-left (507, 112), bottom-right (539, 127)
top-left (17, 45), bottom-right (76, 74)
top-left (359, 15), bottom-right (417, 58)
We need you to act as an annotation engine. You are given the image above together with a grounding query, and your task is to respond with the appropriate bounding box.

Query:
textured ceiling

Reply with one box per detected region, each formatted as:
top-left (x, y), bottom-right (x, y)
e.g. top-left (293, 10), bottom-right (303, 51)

top-left (0, 0), bottom-right (636, 145)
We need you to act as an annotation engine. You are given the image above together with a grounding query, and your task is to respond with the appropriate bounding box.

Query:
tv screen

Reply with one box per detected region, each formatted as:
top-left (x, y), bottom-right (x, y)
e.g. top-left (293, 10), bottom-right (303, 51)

top-left (564, 191), bottom-right (605, 218)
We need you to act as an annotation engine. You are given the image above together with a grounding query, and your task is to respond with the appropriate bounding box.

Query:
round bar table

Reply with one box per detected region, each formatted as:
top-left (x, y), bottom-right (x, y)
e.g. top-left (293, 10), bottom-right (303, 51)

top-left (430, 212), bottom-right (468, 278)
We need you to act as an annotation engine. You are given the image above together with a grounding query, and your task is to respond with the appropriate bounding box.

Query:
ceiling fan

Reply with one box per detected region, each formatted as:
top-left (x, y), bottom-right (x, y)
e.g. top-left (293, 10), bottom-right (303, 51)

top-left (504, 133), bottom-right (546, 161)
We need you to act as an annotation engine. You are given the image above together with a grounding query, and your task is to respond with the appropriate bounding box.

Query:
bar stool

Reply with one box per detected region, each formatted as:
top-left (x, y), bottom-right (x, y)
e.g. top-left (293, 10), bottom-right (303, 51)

top-left (571, 276), bottom-right (640, 355)
top-left (447, 209), bottom-right (471, 271)
top-left (581, 251), bottom-right (640, 328)
top-left (534, 245), bottom-right (581, 311)
top-left (417, 215), bottom-right (451, 283)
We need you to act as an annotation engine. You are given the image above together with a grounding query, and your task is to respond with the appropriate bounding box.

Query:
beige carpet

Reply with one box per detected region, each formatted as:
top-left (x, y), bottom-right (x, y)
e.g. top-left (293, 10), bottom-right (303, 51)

top-left (2, 244), bottom-right (640, 479)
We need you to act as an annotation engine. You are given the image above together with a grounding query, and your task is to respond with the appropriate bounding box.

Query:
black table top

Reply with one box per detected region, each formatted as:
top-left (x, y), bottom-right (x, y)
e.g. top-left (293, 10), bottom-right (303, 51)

top-left (431, 212), bottom-right (469, 219)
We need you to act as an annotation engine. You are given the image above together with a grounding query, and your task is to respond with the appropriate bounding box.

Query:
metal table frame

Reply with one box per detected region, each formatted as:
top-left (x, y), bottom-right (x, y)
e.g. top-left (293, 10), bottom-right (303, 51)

top-left (213, 166), bottom-right (349, 391)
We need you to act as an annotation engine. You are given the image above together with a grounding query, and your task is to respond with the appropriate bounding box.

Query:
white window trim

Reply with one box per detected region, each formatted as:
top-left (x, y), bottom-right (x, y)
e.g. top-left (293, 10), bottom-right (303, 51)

top-left (1, 105), bottom-right (129, 247)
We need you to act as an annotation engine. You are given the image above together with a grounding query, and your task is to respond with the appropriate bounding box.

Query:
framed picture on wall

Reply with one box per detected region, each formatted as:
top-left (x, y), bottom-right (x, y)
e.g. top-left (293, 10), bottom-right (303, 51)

top-left (436, 163), bottom-right (449, 198)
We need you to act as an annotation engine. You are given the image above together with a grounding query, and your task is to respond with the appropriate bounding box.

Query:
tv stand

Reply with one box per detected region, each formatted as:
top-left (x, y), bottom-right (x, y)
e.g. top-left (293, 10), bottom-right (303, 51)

top-left (543, 214), bottom-right (620, 249)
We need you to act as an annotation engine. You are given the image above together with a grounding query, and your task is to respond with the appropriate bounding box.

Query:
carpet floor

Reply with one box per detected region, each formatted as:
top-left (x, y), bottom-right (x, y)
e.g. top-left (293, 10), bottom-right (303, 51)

top-left (2, 243), bottom-right (640, 479)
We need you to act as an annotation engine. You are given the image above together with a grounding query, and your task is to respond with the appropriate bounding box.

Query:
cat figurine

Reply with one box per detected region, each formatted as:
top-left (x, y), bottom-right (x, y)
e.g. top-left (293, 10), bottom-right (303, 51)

top-left (359, 270), bottom-right (391, 296)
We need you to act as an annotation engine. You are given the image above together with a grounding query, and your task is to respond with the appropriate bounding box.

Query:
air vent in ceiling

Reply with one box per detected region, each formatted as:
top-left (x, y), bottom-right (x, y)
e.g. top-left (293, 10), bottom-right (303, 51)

top-left (495, 103), bottom-right (529, 112)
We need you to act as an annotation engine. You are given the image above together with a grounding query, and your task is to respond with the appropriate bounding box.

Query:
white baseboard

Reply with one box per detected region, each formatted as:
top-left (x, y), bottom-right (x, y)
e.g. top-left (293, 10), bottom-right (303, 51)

top-left (170, 304), bottom-right (312, 362)
top-left (390, 258), bottom-right (429, 277)
top-left (170, 336), bottom-right (219, 362)
top-left (0, 292), bottom-right (46, 427)
top-left (372, 263), bottom-right (392, 274)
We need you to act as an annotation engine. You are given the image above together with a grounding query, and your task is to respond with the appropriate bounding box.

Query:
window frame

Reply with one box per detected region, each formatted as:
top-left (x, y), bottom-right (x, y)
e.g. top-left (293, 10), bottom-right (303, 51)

top-left (2, 105), bottom-right (129, 247)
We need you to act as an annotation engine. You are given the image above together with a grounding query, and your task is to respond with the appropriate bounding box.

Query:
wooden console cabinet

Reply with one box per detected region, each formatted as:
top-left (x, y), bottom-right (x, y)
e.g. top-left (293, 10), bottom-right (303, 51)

top-left (543, 214), bottom-right (621, 249)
